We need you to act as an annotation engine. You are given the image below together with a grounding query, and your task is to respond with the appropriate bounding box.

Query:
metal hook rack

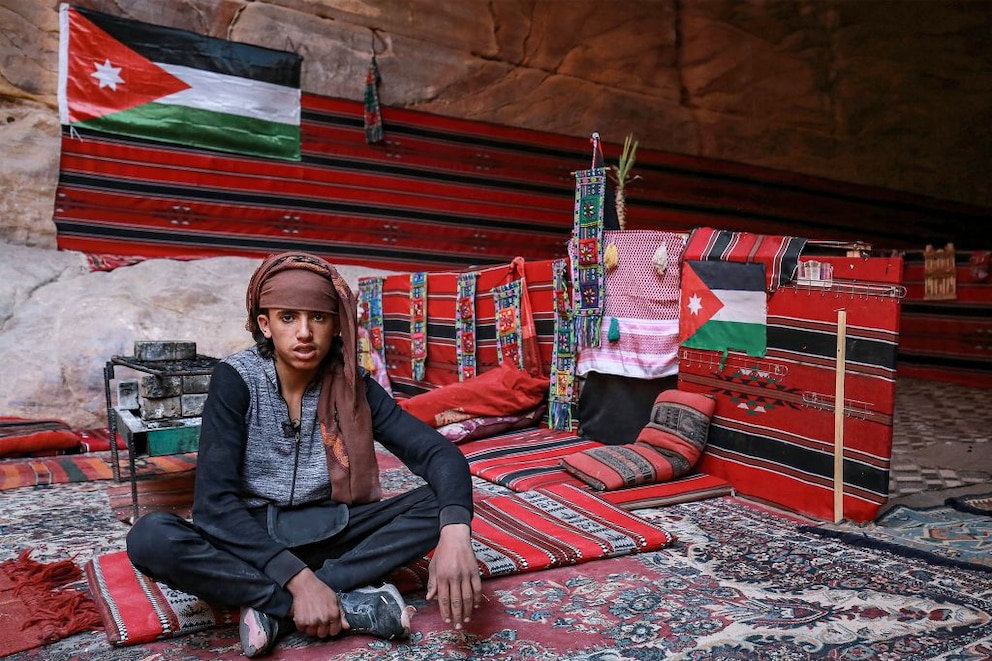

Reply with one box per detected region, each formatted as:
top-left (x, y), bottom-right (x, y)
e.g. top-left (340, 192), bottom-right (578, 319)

top-left (787, 280), bottom-right (906, 300)
top-left (801, 391), bottom-right (874, 420)
top-left (678, 348), bottom-right (789, 377)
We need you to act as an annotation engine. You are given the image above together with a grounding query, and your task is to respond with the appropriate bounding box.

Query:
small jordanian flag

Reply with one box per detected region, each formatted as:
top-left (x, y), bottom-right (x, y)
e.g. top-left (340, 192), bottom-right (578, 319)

top-left (57, 4), bottom-right (302, 160)
top-left (680, 260), bottom-right (767, 358)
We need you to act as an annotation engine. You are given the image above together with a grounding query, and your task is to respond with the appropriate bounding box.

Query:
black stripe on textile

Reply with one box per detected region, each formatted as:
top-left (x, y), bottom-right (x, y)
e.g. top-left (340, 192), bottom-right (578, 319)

top-left (383, 319), bottom-right (411, 334)
top-left (414, 320), bottom-right (555, 343)
top-left (901, 303), bottom-right (992, 319)
top-left (492, 466), bottom-right (567, 483)
top-left (304, 107), bottom-right (980, 225)
top-left (896, 352), bottom-right (992, 372)
top-left (707, 426), bottom-right (889, 495)
top-left (54, 221), bottom-right (497, 267)
top-left (465, 438), bottom-right (584, 464)
top-left (57, 173), bottom-right (568, 237)
top-left (304, 153), bottom-right (572, 198)
top-left (74, 6), bottom-right (301, 86)
top-left (768, 326), bottom-right (897, 370)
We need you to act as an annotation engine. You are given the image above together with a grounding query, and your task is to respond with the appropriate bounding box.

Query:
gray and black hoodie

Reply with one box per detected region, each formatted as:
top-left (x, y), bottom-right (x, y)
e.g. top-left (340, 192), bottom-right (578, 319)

top-left (191, 345), bottom-right (473, 587)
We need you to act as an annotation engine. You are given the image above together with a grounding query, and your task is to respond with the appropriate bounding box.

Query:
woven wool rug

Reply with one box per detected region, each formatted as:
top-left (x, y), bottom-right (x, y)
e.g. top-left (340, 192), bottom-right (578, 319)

top-left (804, 502), bottom-right (992, 572)
top-left (7, 488), bottom-right (992, 660)
top-left (30, 496), bottom-right (992, 660)
top-left (0, 550), bottom-right (103, 657)
top-left (0, 450), bottom-right (196, 491)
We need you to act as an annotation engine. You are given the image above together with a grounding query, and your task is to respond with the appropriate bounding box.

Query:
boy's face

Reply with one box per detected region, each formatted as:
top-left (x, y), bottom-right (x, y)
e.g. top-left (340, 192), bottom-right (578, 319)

top-left (256, 308), bottom-right (339, 374)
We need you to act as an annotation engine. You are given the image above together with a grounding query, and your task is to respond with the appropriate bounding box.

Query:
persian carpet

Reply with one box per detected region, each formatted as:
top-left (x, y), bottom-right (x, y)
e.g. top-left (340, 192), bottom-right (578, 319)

top-left (5, 487), bottom-right (992, 660)
top-left (804, 502), bottom-right (992, 573)
top-left (0, 450), bottom-right (196, 491)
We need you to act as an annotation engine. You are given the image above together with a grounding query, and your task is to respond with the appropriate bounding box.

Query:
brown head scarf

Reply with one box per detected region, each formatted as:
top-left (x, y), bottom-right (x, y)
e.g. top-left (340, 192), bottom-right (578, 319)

top-left (246, 252), bottom-right (381, 504)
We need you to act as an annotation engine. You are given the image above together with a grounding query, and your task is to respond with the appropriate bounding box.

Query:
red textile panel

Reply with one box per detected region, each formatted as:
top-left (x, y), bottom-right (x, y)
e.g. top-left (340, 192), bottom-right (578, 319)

top-left (380, 259), bottom-right (557, 396)
top-left (681, 255), bottom-right (902, 522)
top-left (899, 249), bottom-right (992, 388)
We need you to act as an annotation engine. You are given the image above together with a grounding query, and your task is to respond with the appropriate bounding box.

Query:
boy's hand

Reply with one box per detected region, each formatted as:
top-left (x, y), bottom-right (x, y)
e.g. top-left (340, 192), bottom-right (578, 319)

top-left (426, 523), bottom-right (483, 629)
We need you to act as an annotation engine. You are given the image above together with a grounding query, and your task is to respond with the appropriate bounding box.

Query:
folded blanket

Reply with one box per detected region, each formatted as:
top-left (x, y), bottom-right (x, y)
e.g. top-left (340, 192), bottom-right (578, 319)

top-left (399, 363), bottom-right (548, 427)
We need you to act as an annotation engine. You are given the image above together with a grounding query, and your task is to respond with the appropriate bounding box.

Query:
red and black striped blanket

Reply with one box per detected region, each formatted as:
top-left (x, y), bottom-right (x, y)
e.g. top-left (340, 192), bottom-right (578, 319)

top-left (86, 485), bottom-right (676, 646)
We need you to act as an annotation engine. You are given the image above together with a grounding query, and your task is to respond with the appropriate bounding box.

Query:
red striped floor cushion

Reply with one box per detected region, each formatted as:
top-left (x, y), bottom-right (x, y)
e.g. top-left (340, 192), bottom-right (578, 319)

top-left (561, 390), bottom-right (716, 490)
top-left (460, 427), bottom-right (599, 491)
top-left (85, 485), bottom-right (675, 646)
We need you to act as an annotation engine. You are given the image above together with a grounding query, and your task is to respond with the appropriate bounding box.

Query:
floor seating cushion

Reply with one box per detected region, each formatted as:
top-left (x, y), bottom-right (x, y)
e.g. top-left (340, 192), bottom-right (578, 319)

top-left (86, 485), bottom-right (676, 646)
top-left (562, 390), bottom-right (716, 490)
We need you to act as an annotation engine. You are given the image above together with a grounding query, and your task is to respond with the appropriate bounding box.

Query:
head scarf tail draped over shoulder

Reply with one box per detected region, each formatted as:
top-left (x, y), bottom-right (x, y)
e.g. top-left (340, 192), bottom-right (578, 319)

top-left (247, 252), bottom-right (381, 504)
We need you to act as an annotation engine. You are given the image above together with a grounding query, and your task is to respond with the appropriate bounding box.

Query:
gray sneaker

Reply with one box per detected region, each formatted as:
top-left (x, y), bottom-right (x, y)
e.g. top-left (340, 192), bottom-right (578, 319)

top-left (339, 583), bottom-right (415, 639)
top-left (239, 607), bottom-right (285, 658)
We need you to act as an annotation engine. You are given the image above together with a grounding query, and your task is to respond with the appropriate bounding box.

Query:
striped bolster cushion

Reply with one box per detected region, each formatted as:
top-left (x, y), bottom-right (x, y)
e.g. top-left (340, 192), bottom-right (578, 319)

top-left (560, 390), bottom-right (715, 490)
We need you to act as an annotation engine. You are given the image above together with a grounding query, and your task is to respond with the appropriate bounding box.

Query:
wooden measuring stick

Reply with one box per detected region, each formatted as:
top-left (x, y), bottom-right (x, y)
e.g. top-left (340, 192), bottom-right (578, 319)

top-left (834, 308), bottom-right (847, 523)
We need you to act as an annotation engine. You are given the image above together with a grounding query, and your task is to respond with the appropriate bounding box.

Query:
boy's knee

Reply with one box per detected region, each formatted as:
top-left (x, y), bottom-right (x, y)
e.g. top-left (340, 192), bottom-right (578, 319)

top-left (126, 511), bottom-right (181, 567)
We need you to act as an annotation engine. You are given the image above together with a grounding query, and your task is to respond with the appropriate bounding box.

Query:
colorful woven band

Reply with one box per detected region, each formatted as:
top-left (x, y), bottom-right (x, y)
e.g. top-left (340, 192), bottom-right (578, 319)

top-left (358, 276), bottom-right (386, 367)
top-left (455, 272), bottom-right (478, 381)
top-left (491, 278), bottom-right (524, 370)
top-left (570, 167), bottom-right (607, 347)
top-left (410, 271), bottom-right (428, 381)
top-left (364, 55), bottom-right (384, 144)
top-left (549, 258), bottom-right (576, 431)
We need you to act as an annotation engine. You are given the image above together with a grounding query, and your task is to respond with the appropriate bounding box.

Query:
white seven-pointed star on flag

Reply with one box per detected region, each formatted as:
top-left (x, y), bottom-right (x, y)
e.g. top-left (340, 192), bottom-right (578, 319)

top-left (687, 293), bottom-right (703, 315)
top-left (91, 59), bottom-right (124, 90)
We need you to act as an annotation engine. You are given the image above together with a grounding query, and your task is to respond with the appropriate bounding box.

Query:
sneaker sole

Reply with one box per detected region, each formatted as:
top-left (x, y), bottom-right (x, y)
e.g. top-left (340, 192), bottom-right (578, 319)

top-left (240, 610), bottom-right (271, 657)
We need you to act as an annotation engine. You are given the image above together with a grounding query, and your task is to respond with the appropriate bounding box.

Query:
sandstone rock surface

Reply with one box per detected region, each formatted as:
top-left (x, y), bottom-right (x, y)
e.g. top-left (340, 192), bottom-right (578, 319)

top-left (1, 1), bottom-right (989, 248)
top-left (0, 242), bottom-right (392, 429)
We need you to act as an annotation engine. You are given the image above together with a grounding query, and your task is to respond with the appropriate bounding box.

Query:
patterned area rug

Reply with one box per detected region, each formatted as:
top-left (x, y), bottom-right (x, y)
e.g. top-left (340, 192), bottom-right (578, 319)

top-left (0, 450), bottom-right (196, 491)
top-left (4, 486), bottom-right (992, 660)
top-left (948, 491), bottom-right (992, 516)
top-left (805, 502), bottom-right (992, 572)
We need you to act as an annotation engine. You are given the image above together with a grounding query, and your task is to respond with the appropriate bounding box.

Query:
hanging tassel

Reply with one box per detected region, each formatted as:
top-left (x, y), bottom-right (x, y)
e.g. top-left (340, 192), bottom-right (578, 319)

top-left (1, 549), bottom-right (103, 642)
top-left (604, 243), bottom-right (619, 270)
top-left (607, 317), bottom-right (620, 342)
top-left (363, 54), bottom-right (384, 144)
top-left (23, 588), bottom-right (103, 642)
top-left (3, 549), bottom-right (80, 588)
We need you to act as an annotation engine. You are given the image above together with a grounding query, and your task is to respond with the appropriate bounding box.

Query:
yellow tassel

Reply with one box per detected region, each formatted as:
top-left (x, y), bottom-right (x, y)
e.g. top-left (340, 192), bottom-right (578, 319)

top-left (604, 243), bottom-right (619, 270)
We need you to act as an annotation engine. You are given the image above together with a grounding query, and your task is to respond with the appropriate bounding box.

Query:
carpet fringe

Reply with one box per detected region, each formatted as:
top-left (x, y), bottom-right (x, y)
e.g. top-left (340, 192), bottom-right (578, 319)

top-left (2, 549), bottom-right (104, 642)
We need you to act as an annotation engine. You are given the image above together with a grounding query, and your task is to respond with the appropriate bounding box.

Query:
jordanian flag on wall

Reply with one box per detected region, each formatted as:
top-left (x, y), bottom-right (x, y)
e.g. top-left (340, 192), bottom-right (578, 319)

top-left (680, 260), bottom-right (767, 358)
top-left (58, 4), bottom-right (302, 160)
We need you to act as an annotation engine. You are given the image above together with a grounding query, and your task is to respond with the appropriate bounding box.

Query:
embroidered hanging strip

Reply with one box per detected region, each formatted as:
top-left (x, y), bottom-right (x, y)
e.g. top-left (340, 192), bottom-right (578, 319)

top-left (491, 279), bottom-right (525, 370)
top-left (410, 272), bottom-right (428, 381)
top-left (549, 258), bottom-right (576, 430)
top-left (358, 276), bottom-right (386, 367)
top-left (569, 167), bottom-right (607, 346)
top-left (455, 272), bottom-right (478, 381)
top-left (363, 54), bottom-right (384, 144)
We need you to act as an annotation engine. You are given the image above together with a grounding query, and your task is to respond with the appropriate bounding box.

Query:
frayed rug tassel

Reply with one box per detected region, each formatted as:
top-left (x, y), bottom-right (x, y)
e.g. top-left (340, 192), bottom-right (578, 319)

top-left (1, 548), bottom-right (104, 651)
top-left (4, 548), bottom-right (81, 588)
